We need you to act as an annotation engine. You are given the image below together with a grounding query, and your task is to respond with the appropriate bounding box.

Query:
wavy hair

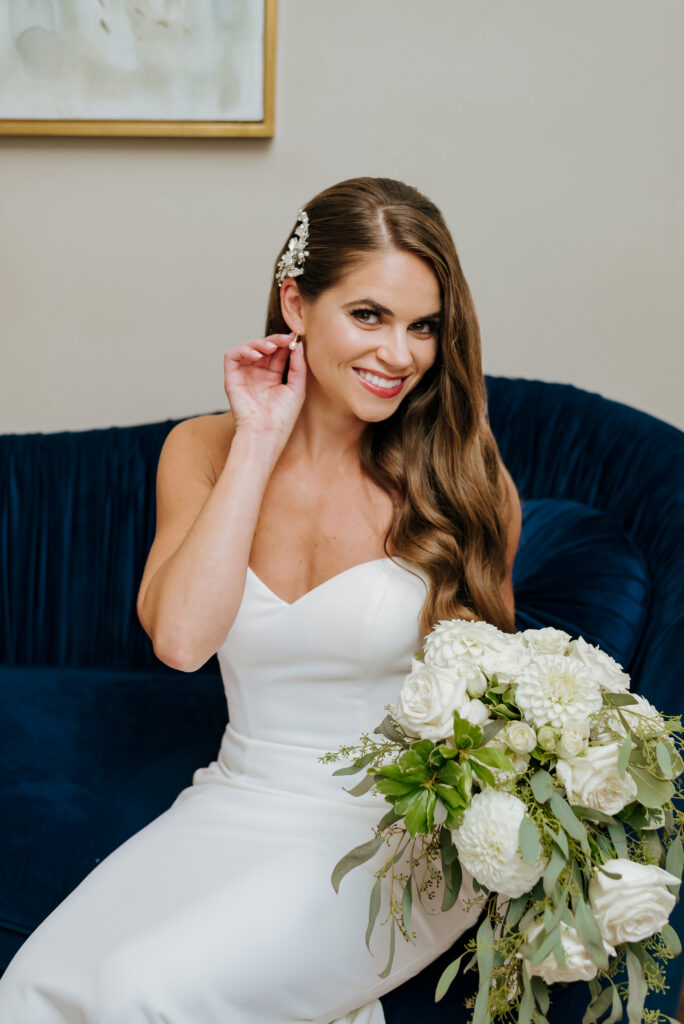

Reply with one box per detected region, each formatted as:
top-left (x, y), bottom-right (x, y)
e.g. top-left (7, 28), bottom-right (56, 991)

top-left (265, 177), bottom-right (515, 635)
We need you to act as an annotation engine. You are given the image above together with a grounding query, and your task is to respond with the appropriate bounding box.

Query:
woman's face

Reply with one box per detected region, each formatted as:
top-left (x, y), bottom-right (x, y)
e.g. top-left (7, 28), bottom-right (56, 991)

top-left (293, 248), bottom-right (441, 422)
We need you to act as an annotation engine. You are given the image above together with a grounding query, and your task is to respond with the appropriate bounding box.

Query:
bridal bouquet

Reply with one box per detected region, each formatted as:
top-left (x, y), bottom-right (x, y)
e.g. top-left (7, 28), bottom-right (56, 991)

top-left (322, 621), bottom-right (684, 1024)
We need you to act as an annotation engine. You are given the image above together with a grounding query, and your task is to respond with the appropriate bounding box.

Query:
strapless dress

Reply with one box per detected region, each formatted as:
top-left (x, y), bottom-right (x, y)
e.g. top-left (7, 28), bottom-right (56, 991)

top-left (0, 556), bottom-right (480, 1023)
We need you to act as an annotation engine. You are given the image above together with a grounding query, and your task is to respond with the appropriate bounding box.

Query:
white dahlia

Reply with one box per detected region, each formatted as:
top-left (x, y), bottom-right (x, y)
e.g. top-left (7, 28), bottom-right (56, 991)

top-left (423, 619), bottom-right (504, 669)
top-left (452, 790), bottom-right (546, 898)
top-left (514, 655), bottom-right (602, 730)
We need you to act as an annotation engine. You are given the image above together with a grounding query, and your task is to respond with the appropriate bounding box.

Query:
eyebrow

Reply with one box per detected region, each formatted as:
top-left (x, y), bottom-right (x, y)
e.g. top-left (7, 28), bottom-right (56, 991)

top-left (343, 298), bottom-right (442, 321)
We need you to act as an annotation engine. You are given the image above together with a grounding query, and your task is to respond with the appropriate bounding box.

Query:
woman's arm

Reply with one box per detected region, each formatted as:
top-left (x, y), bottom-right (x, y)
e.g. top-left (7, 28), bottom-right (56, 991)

top-left (136, 332), bottom-right (306, 672)
top-left (136, 417), bottom-right (280, 672)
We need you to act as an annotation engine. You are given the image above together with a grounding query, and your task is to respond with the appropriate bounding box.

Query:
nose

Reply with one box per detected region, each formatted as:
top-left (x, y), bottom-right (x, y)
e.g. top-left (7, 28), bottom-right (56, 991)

top-left (376, 327), bottom-right (413, 372)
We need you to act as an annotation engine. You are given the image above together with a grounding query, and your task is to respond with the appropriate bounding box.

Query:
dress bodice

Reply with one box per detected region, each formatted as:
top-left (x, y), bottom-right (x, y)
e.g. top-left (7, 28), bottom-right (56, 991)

top-left (210, 557), bottom-right (429, 802)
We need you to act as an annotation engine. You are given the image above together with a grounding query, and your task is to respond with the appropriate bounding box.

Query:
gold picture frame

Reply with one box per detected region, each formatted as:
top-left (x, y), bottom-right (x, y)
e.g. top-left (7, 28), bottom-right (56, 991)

top-left (0, 0), bottom-right (277, 138)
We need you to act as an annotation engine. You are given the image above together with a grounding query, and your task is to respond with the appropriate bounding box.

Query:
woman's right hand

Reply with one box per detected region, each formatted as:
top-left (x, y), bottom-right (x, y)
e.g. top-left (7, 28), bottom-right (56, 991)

top-left (223, 332), bottom-right (307, 448)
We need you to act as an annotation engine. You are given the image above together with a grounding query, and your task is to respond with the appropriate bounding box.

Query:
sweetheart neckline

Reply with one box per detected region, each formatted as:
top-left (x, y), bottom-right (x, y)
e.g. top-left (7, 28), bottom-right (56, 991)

top-left (247, 556), bottom-right (399, 607)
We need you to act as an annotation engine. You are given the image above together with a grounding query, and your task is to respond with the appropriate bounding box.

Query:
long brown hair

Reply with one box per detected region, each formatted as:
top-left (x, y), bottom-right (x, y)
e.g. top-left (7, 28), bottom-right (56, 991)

top-left (265, 177), bottom-right (515, 635)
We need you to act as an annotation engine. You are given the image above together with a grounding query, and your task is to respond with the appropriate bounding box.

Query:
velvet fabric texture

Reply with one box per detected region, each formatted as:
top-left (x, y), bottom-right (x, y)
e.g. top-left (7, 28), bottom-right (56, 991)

top-left (1, 376), bottom-right (682, 1019)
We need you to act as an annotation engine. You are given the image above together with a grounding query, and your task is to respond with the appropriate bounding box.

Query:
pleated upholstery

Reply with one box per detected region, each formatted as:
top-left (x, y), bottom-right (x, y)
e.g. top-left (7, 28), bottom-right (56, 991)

top-left (0, 418), bottom-right (216, 674)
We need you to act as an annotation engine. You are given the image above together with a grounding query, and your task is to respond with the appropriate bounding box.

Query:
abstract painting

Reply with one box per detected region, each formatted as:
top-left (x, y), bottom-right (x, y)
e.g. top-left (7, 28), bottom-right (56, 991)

top-left (0, 0), bottom-right (276, 136)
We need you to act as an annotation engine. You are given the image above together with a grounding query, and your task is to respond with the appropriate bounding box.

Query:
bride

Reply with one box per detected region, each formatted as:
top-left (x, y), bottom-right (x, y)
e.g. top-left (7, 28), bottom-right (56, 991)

top-left (0, 176), bottom-right (521, 1023)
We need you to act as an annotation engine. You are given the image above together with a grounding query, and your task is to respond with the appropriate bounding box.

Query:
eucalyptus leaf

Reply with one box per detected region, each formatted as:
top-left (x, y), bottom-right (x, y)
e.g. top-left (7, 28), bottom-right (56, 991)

top-left (617, 733), bottom-right (634, 779)
top-left (507, 894), bottom-right (529, 927)
top-left (344, 773), bottom-right (378, 797)
top-left (472, 917), bottom-right (494, 1024)
top-left (531, 975), bottom-right (549, 1015)
top-left (518, 966), bottom-right (535, 1024)
top-left (378, 921), bottom-right (396, 978)
top-left (374, 715), bottom-right (408, 745)
top-left (530, 769), bottom-right (555, 804)
top-left (543, 823), bottom-right (569, 859)
top-left (332, 834), bottom-right (385, 892)
top-left (441, 857), bottom-right (462, 911)
top-left (377, 808), bottom-right (402, 831)
top-left (531, 925), bottom-right (562, 967)
top-left (476, 914), bottom-right (494, 981)
top-left (332, 751), bottom-right (377, 776)
top-left (543, 847), bottom-right (567, 899)
top-left (582, 985), bottom-right (613, 1024)
top-left (666, 834), bottom-right (684, 885)
top-left (603, 692), bottom-right (637, 707)
top-left (435, 954), bottom-right (463, 1001)
top-left (605, 985), bottom-right (623, 1024)
top-left (519, 815), bottom-right (543, 866)
top-left (628, 765), bottom-right (674, 808)
top-left (365, 876), bottom-right (382, 950)
top-left (625, 947), bottom-right (646, 1024)
top-left (662, 923), bottom-right (682, 956)
top-left (607, 820), bottom-right (629, 860)
top-left (656, 739), bottom-right (675, 778)
top-left (573, 806), bottom-right (617, 825)
top-left (575, 898), bottom-right (609, 971)
top-left (401, 876), bottom-right (413, 938)
top-left (549, 792), bottom-right (587, 842)
top-left (481, 719), bottom-right (506, 744)
top-left (439, 825), bottom-right (459, 866)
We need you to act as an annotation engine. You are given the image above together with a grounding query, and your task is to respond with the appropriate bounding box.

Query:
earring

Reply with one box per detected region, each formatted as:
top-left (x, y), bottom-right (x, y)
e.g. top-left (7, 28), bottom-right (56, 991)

top-left (288, 333), bottom-right (299, 351)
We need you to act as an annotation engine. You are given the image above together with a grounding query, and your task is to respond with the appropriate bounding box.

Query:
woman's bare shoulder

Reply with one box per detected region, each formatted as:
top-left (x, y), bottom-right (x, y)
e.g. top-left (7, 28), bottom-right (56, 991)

top-left (162, 411), bottom-right (236, 486)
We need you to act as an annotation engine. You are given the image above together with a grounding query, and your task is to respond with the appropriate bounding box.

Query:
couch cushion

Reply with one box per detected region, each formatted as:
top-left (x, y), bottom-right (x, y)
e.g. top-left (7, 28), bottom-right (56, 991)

top-left (513, 498), bottom-right (650, 669)
top-left (0, 665), bottom-right (227, 966)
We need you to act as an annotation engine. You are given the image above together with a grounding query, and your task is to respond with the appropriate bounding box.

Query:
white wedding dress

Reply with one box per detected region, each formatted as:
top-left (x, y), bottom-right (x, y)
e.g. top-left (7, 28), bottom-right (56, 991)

top-left (0, 557), bottom-right (481, 1023)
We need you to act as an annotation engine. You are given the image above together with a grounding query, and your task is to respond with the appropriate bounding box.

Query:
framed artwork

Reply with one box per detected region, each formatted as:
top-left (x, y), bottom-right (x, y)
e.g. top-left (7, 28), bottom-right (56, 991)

top-left (0, 0), bottom-right (277, 137)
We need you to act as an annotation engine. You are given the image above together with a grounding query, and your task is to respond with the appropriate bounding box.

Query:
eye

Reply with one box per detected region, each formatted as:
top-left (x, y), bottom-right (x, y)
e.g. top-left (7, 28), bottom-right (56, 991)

top-left (411, 320), bottom-right (440, 336)
top-left (351, 307), bottom-right (380, 325)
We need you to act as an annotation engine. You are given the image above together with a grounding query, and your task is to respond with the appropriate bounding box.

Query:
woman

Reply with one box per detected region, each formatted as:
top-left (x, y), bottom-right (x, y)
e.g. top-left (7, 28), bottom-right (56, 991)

top-left (0, 176), bottom-right (521, 1022)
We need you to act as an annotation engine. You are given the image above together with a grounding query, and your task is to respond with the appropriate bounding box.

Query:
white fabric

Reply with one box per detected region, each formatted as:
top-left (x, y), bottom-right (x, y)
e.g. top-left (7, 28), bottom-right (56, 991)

top-left (0, 557), bottom-right (480, 1022)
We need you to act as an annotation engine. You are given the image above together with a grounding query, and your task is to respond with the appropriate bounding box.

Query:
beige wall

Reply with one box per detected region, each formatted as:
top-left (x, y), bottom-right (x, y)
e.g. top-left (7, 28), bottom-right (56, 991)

top-left (1, 0), bottom-right (682, 434)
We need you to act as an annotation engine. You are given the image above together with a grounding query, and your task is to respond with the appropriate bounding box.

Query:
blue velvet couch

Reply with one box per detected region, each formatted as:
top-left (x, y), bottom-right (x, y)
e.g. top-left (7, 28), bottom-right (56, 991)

top-left (1, 376), bottom-right (682, 1021)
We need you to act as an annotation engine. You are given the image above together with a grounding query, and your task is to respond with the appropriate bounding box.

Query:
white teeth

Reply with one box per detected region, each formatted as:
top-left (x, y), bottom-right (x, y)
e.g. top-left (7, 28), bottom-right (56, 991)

top-left (356, 369), bottom-right (403, 389)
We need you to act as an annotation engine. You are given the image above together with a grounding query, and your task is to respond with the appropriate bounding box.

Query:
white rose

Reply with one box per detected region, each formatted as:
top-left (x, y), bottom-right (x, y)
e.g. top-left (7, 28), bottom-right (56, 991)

top-left (555, 743), bottom-right (637, 816)
top-left (589, 859), bottom-right (679, 944)
top-left (503, 721), bottom-right (537, 755)
top-left (452, 790), bottom-right (546, 898)
top-left (515, 655), bottom-right (602, 731)
top-left (526, 922), bottom-right (615, 985)
top-left (393, 664), bottom-right (489, 741)
top-left (556, 717), bottom-right (589, 759)
top-left (568, 636), bottom-right (631, 691)
top-left (521, 626), bottom-right (573, 656)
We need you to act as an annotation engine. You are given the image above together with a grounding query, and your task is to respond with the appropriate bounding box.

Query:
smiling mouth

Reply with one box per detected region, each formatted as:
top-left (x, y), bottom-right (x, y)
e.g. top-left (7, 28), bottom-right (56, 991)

top-left (352, 367), bottom-right (408, 396)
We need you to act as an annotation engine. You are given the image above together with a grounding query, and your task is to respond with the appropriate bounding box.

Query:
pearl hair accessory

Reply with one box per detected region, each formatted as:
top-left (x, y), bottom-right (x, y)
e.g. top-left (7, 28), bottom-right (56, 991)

top-left (275, 209), bottom-right (310, 288)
